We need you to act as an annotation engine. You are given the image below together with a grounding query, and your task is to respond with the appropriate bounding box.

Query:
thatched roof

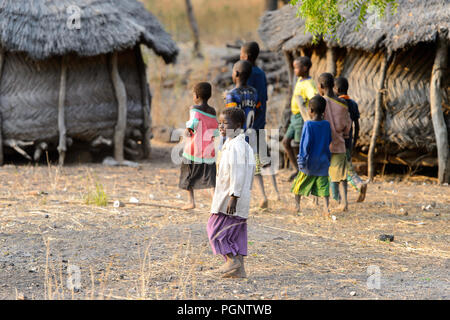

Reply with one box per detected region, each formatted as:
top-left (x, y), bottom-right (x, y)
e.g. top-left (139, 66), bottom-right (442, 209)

top-left (259, 0), bottom-right (450, 53)
top-left (0, 0), bottom-right (178, 63)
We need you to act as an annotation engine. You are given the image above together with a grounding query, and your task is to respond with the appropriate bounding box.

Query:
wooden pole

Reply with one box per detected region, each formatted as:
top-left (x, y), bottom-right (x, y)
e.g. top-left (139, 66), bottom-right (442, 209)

top-left (326, 46), bottom-right (337, 76)
top-left (368, 52), bottom-right (392, 181)
top-left (184, 0), bottom-right (203, 58)
top-left (430, 32), bottom-right (449, 184)
top-left (110, 52), bottom-right (127, 163)
top-left (135, 46), bottom-right (152, 159)
top-left (0, 48), bottom-right (5, 165)
top-left (57, 56), bottom-right (68, 165)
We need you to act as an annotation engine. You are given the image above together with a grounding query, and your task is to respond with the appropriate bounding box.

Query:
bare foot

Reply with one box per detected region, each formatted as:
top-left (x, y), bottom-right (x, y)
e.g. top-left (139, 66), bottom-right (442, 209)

top-left (357, 184), bottom-right (367, 203)
top-left (181, 203), bottom-right (195, 210)
top-left (222, 255), bottom-right (246, 278)
top-left (322, 209), bottom-right (331, 218)
top-left (338, 204), bottom-right (348, 212)
top-left (259, 199), bottom-right (268, 209)
top-left (217, 256), bottom-right (241, 274)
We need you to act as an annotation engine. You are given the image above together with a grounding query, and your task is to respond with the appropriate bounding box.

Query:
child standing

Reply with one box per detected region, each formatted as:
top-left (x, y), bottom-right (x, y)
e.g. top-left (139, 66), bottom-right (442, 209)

top-left (225, 60), bottom-right (258, 131)
top-left (291, 95), bottom-right (332, 215)
top-left (317, 73), bottom-right (352, 212)
top-left (179, 82), bottom-right (218, 210)
top-left (225, 60), bottom-right (268, 208)
top-left (282, 57), bottom-right (318, 181)
top-left (207, 108), bottom-right (255, 278)
top-left (240, 41), bottom-right (280, 207)
top-left (334, 76), bottom-right (367, 202)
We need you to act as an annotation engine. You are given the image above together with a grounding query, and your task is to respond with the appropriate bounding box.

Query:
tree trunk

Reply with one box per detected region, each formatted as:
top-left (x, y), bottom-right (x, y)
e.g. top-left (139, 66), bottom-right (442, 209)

top-left (135, 46), bottom-right (152, 159)
top-left (368, 53), bottom-right (392, 181)
top-left (430, 32), bottom-right (449, 184)
top-left (266, 0), bottom-right (278, 11)
top-left (0, 48), bottom-right (5, 165)
top-left (326, 46), bottom-right (337, 76)
top-left (57, 56), bottom-right (67, 165)
top-left (110, 52), bottom-right (128, 163)
top-left (184, 0), bottom-right (203, 58)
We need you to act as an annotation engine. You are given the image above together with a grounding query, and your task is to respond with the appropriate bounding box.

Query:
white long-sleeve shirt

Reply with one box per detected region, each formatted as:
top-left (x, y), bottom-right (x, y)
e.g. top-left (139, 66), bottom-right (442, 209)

top-left (211, 134), bottom-right (255, 219)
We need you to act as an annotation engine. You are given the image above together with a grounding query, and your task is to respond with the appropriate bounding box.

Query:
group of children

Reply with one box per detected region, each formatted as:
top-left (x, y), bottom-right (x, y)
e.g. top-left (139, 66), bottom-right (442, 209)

top-left (177, 42), bottom-right (367, 278)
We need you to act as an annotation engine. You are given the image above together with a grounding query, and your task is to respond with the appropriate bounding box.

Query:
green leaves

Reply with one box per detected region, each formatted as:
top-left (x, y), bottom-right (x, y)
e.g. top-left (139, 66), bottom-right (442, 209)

top-left (289, 0), bottom-right (398, 43)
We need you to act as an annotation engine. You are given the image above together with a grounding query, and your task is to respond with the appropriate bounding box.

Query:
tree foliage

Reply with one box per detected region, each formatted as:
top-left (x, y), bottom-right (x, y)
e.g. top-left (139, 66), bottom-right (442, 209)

top-left (289, 0), bottom-right (398, 42)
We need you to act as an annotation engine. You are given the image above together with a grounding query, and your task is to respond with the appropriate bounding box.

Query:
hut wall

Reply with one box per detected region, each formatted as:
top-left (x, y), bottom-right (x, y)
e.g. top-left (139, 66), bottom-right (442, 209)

top-left (0, 49), bottom-right (144, 144)
top-left (384, 43), bottom-right (450, 152)
top-left (301, 44), bottom-right (450, 153)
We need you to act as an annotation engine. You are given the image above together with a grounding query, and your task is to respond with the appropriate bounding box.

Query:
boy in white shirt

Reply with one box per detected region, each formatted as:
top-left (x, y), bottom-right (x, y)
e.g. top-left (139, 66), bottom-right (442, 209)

top-left (207, 108), bottom-right (255, 278)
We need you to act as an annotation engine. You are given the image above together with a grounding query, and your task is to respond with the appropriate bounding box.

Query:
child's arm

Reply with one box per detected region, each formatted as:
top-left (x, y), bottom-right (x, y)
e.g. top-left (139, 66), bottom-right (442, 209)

top-left (225, 91), bottom-right (237, 108)
top-left (296, 96), bottom-right (311, 121)
top-left (185, 109), bottom-right (199, 135)
top-left (228, 142), bottom-right (247, 199)
top-left (297, 123), bottom-right (311, 170)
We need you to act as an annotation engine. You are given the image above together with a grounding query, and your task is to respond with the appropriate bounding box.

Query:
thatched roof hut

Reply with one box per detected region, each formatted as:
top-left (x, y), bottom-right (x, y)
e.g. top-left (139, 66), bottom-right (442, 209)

top-left (259, 0), bottom-right (450, 183)
top-left (0, 0), bottom-right (178, 164)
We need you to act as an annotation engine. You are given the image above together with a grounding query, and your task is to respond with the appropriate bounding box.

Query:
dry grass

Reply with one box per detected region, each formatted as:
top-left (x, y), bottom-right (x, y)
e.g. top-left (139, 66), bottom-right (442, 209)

top-left (142, 0), bottom-right (265, 45)
top-left (0, 142), bottom-right (449, 300)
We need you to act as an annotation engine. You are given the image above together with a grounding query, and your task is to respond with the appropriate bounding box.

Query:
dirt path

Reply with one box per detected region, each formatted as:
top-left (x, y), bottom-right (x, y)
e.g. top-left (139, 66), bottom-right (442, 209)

top-left (0, 142), bottom-right (448, 300)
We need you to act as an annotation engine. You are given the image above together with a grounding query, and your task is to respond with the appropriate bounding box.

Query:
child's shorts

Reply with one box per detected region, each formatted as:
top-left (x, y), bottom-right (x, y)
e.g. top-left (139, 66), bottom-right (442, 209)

top-left (284, 113), bottom-right (304, 143)
top-left (179, 161), bottom-right (216, 190)
top-left (329, 153), bottom-right (348, 182)
top-left (291, 171), bottom-right (330, 197)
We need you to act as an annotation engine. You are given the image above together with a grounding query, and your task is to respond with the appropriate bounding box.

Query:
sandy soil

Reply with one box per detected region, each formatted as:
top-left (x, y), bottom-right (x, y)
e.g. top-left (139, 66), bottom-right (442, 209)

top-left (0, 141), bottom-right (448, 300)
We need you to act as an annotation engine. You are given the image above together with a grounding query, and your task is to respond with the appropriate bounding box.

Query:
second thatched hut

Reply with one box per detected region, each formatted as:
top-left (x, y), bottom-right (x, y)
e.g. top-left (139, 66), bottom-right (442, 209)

top-left (259, 0), bottom-right (449, 183)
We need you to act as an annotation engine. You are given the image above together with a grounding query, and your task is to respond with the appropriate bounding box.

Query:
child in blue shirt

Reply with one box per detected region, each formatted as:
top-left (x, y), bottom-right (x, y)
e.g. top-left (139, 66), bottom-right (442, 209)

top-left (291, 95), bottom-right (332, 216)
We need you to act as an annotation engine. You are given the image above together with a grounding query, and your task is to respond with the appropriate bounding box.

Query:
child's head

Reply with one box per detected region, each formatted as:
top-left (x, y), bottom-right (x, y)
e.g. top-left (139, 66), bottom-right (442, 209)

top-left (293, 56), bottom-right (312, 78)
top-left (218, 107), bottom-right (245, 137)
top-left (318, 72), bottom-right (334, 96)
top-left (232, 60), bottom-right (253, 85)
top-left (240, 42), bottom-right (260, 64)
top-left (308, 95), bottom-right (327, 119)
top-left (334, 76), bottom-right (349, 95)
top-left (193, 82), bottom-right (212, 104)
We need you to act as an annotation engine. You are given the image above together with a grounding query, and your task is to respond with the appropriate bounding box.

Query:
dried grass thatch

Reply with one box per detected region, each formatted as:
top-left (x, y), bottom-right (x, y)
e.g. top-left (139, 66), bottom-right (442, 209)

top-left (0, 0), bottom-right (178, 63)
top-left (0, 0), bottom-right (179, 163)
top-left (259, 0), bottom-right (450, 54)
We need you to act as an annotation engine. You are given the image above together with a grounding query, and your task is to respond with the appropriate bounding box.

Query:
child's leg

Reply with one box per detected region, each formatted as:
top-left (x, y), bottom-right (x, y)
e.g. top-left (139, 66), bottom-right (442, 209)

top-left (339, 181), bottom-right (348, 211)
top-left (269, 174), bottom-right (281, 201)
top-left (323, 196), bottom-right (330, 216)
top-left (255, 175), bottom-right (268, 208)
top-left (330, 182), bottom-right (341, 203)
top-left (182, 187), bottom-right (195, 210)
top-left (282, 137), bottom-right (299, 179)
top-left (295, 194), bottom-right (301, 213)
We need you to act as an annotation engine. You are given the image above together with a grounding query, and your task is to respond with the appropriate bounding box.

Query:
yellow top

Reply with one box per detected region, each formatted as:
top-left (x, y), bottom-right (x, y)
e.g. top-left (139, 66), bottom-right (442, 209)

top-left (291, 77), bottom-right (318, 115)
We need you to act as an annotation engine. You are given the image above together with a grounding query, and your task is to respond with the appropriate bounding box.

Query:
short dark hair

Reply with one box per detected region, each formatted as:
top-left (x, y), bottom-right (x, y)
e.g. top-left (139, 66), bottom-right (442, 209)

top-left (294, 56), bottom-right (312, 69)
top-left (221, 107), bottom-right (246, 128)
top-left (242, 42), bottom-right (260, 62)
top-left (309, 95), bottom-right (327, 116)
top-left (335, 76), bottom-right (349, 94)
top-left (194, 82), bottom-right (212, 101)
top-left (233, 60), bottom-right (253, 83)
top-left (319, 72), bottom-right (334, 89)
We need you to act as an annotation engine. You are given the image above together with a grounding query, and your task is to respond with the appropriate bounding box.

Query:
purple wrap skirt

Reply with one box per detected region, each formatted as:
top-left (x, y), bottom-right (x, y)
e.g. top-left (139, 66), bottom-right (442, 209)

top-left (207, 213), bottom-right (247, 258)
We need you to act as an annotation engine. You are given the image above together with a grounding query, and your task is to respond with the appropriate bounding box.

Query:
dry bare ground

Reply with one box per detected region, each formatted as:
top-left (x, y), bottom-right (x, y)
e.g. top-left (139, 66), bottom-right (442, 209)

top-left (0, 141), bottom-right (448, 300)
